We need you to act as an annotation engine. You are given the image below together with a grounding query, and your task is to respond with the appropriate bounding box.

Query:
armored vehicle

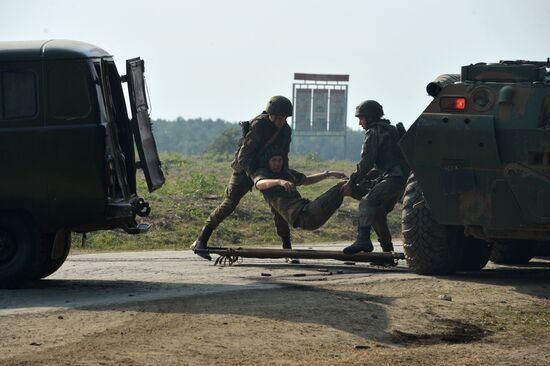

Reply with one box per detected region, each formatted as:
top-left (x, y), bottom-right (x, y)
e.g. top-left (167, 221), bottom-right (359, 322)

top-left (399, 60), bottom-right (550, 274)
top-left (0, 40), bottom-right (165, 286)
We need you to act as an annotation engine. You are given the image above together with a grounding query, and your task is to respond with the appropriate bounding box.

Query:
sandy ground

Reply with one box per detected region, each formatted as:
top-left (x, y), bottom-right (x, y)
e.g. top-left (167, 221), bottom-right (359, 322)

top-left (1, 242), bottom-right (549, 366)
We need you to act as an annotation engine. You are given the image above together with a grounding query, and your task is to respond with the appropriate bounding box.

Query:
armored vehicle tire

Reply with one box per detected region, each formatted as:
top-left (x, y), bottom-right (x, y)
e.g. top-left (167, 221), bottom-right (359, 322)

top-left (31, 231), bottom-right (71, 280)
top-left (459, 236), bottom-right (492, 271)
top-left (490, 240), bottom-right (535, 265)
top-left (0, 215), bottom-right (39, 288)
top-left (401, 175), bottom-right (462, 274)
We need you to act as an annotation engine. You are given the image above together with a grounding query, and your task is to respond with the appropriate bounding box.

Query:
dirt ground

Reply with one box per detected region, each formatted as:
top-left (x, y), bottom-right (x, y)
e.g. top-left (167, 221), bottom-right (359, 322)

top-left (1, 244), bottom-right (549, 366)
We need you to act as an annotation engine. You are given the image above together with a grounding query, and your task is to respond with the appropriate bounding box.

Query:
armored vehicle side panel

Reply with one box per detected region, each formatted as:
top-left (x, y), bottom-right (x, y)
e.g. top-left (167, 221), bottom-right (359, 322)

top-left (400, 61), bottom-right (550, 274)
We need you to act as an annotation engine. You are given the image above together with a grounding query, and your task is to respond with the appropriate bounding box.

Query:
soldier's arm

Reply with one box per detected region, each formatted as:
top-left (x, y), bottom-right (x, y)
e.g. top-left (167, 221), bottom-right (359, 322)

top-left (253, 168), bottom-right (295, 192)
top-left (280, 125), bottom-right (292, 167)
top-left (349, 130), bottom-right (378, 184)
top-left (303, 171), bottom-right (348, 186)
top-left (364, 168), bottom-right (380, 181)
top-left (255, 178), bottom-right (295, 192)
top-left (284, 126), bottom-right (292, 154)
top-left (237, 123), bottom-right (264, 178)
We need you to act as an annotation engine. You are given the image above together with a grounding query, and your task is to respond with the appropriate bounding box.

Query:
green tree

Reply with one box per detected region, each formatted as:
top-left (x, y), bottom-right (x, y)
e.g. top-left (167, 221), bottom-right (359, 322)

top-left (207, 126), bottom-right (241, 154)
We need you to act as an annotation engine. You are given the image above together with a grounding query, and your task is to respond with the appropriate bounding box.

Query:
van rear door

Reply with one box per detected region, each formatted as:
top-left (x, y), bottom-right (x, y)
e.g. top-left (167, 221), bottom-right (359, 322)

top-left (125, 58), bottom-right (165, 192)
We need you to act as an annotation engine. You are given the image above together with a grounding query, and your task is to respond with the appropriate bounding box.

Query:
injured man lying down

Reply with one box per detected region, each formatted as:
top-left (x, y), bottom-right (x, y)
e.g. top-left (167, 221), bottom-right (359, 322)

top-left (253, 146), bottom-right (351, 231)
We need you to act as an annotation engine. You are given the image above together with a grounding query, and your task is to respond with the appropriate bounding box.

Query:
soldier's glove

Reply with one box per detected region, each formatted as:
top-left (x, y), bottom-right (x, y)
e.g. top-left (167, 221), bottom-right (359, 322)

top-left (350, 184), bottom-right (369, 201)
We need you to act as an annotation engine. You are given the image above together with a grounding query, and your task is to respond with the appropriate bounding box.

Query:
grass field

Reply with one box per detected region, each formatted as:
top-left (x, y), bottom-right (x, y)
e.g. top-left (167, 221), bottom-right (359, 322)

top-left (79, 152), bottom-right (402, 251)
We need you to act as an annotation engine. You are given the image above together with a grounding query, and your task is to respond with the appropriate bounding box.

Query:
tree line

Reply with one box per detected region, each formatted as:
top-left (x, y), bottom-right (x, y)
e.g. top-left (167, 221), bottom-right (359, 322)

top-left (152, 117), bottom-right (365, 161)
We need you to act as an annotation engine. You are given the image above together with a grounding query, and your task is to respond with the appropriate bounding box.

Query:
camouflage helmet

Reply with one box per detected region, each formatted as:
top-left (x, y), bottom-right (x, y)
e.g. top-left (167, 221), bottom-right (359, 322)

top-left (355, 100), bottom-right (384, 119)
top-left (265, 96), bottom-right (293, 117)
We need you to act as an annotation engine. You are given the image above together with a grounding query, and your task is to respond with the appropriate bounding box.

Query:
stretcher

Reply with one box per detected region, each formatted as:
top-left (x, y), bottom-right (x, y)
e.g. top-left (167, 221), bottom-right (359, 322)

top-left (195, 246), bottom-right (405, 266)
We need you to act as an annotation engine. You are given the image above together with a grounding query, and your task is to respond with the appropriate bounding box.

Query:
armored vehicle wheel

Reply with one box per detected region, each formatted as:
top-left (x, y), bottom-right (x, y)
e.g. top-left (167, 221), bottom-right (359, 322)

top-left (459, 236), bottom-right (492, 271)
top-left (490, 240), bottom-right (535, 265)
top-left (401, 175), bottom-right (462, 274)
top-left (0, 215), bottom-right (39, 288)
top-left (31, 231), bottom-right (71, 280)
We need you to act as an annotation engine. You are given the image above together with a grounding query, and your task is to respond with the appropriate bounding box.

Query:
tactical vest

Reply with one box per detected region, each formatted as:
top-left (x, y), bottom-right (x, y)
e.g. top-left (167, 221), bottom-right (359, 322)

top-left (368, 120), bottom-right (409, 177)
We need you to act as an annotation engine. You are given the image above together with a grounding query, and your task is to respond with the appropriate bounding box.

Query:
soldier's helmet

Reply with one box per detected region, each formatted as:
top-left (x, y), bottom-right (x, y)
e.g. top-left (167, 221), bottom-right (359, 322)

top-left (266, 96), bottom-right (293, 117)
top-left (355, 100), bottom-right (384, 119)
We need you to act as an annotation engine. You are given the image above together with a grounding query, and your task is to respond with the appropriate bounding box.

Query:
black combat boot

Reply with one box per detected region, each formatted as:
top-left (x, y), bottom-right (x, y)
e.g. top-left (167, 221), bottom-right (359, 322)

top-left (281, 236), bottom-right (300, 264)
top-left (343, 226), bottom-right (374, 254)
top-left (281, 236), bottom-right (292, 249)
top-left (380, 241), bottom-right (394, 253)
top-left (190, 226), bottom-right (213, 261)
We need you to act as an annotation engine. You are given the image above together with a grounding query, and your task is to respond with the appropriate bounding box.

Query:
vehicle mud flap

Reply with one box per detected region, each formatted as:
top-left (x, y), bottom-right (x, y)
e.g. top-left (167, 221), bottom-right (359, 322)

top-left (125, 58), bottom-right (165, 192)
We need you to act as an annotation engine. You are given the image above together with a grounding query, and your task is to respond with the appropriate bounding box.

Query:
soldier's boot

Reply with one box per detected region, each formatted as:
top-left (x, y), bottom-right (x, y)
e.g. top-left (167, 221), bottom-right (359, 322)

top-left (380, 241), bottom-right (394, 253)
top-left (190, 226), bottom-right (213, 261)
top-left (343, 226), bottom-right (374, 254)
top-left (282, 236), bottom-right (300, 264)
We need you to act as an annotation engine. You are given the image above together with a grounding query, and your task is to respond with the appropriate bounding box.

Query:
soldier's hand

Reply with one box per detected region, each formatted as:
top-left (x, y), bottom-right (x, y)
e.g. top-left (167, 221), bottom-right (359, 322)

top-left (279, 180), bottom-right (295, 192)
top-left (329, 171), bottom-right (348, 179)
top-left (341, 182), bottom-right (353, 196)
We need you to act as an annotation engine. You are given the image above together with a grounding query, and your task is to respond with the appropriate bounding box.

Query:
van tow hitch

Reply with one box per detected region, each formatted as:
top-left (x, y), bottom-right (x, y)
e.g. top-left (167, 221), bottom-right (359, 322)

top-left (136, 198), bottom-right (151, 217)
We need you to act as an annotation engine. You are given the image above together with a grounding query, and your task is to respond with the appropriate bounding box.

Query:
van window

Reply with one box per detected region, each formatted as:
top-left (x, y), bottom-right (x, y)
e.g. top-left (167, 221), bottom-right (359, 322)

top-left (48, 62), bottom-right (92, 119)
top-left (0, 70), bottom-right (37, 119)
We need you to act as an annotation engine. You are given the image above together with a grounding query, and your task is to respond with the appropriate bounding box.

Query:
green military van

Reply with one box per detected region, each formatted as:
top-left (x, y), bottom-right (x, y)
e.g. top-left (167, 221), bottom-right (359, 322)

top-left (0, 40), bottom-right (165, 287)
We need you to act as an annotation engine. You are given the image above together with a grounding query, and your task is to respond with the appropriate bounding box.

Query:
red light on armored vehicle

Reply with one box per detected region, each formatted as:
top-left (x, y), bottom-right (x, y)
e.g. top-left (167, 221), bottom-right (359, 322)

top-left (440, 97), bottom-right (467, 111)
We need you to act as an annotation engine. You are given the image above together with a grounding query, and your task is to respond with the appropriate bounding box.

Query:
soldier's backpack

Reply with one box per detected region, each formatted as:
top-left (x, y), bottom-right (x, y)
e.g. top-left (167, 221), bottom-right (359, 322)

top-left (237, 120), bottom-right (251, 147)
top-left (236, 117), bottom-right (281, 153)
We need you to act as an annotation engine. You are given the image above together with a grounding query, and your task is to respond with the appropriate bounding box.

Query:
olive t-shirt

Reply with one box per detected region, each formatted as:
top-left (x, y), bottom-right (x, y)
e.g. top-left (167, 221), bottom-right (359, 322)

top-left (254, 168), bottom-right (308, 226)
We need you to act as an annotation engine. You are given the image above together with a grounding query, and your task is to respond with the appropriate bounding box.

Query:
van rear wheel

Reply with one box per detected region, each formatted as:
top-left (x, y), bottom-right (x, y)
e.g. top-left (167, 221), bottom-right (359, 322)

top-left (0, 215), bottom-right (39, 288)
top-left (31, 231), bottom-right (71, 280)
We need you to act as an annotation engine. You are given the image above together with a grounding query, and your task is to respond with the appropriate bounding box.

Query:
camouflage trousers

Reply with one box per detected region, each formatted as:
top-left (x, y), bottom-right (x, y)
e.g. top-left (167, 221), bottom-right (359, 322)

top-left (358, 177), bottom-right (406, 247)
top-left (293, 182), bottom-right (345, 230)
top-left (206, 171), bottom-right (290, 238)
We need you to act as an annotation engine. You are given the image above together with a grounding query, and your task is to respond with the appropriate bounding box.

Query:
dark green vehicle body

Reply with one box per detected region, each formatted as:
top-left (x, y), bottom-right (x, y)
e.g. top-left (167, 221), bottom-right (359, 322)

top-left (399, 60), bottom-right (550, 273)
top-left (0, 40), bottom-right (165, 285)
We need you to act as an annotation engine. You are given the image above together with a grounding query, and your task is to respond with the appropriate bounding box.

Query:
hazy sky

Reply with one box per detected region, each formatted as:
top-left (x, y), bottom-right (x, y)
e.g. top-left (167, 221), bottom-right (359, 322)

top-left (2, 0), bottom-right (549, 129)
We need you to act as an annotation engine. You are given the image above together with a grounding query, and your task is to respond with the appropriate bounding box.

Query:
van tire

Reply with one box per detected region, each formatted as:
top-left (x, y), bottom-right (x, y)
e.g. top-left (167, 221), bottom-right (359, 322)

top-left (31, 231), bottom-right (71, 280)
top-left (0, 215), bottom-right (39, 288)
top-left (401, 175), bottom-right (461, 274)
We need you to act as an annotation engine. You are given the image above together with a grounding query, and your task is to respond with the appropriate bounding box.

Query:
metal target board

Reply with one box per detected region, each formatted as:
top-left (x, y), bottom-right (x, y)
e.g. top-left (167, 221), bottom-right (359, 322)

top-left (329, 89), bottom-right (346, 131)
top-left (291, 73), bottom-right (349, 159)
top-left (295, 88), bottom-right (312, 131)
top-left (312, 89), bottom-right (328, 131)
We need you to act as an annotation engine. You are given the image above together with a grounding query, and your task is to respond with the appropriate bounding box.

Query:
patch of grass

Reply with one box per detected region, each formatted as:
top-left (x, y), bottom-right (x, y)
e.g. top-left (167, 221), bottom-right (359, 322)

top-left (78, 152), bottom-right (403, 251)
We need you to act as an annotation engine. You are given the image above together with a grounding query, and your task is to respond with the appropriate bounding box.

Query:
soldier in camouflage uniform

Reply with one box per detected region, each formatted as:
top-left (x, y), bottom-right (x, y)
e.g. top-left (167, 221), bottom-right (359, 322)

top-left (191, 96), bottom-right (294, 260)
top-left (341, 100), bottom-right (409, 254)
top-left (254, 146), bottom-right (349, 231)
